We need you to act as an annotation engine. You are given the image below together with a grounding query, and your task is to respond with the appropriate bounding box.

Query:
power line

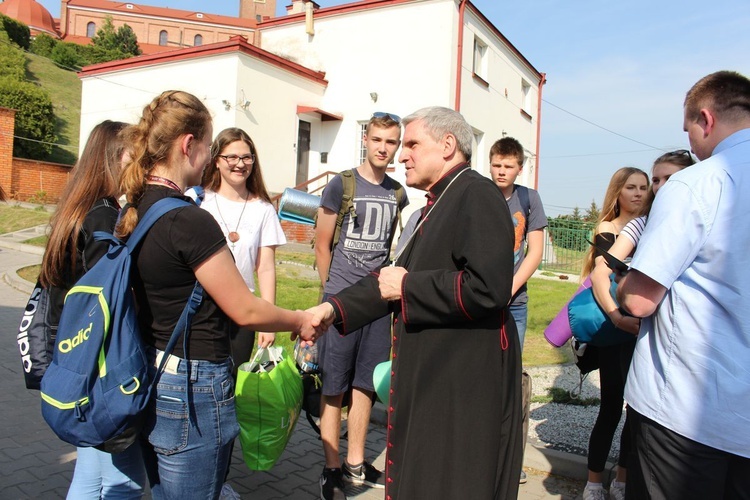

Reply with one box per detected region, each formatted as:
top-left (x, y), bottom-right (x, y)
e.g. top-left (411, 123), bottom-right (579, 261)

top-left (542, 99), bottom-right (666, 151)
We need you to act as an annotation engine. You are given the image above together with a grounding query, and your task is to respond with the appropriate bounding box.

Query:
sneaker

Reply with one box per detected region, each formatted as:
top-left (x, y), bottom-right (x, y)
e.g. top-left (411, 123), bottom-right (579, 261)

top-left (609, 480), bottom-right (626, 500)
top-left (519, 470), bottom-right (527, 484)
top-left (219, 483), bottom-right (241, 500)
top-left (582, 483), bottom-right (608, 500)
top-left (342, 460), bottom-right (385, 489)
top-left (320, 468), bottom-right (347, 500)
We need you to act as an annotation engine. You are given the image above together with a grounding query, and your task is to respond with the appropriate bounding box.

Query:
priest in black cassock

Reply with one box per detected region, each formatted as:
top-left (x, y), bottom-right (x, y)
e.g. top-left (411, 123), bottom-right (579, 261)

top-left (312, 106), bottom-right (522, 499)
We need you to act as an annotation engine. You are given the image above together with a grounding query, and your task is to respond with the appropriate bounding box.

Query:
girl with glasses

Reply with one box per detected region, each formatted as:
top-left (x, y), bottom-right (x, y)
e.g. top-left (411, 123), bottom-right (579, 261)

top-left (117, 91), bottom-right (317, 499)
top-left (201, 128), bottom-right (287, 360)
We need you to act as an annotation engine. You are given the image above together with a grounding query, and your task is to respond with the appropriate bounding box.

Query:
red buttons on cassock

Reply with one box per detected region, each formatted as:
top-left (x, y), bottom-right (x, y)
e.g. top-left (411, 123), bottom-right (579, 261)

top-left (387, 477), bottom-right (393, 483)
top-left (389, 406), bottom-right (394, 412)
top-left (388, 459), bottom-right (393, 465)
top-left (390, 370), bottom-right (395, 376)
top-left (388, 424), bottom-right (393, 430)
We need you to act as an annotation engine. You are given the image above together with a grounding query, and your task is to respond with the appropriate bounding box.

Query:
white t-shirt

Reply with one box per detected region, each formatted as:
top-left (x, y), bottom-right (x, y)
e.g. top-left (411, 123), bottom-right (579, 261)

top-left (625, 128), bottom-right (750, 457)
top-left (201, 190), bottom-right (286, 292)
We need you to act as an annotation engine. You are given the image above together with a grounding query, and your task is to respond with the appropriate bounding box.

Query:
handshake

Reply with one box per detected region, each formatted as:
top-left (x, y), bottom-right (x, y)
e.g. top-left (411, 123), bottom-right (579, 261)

top-left (291, 302), bottom-right (336, 346)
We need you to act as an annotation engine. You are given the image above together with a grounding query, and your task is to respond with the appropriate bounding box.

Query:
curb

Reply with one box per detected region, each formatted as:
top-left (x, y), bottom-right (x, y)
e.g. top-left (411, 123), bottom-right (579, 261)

top-left (0, 239), bottom-right (45, 256)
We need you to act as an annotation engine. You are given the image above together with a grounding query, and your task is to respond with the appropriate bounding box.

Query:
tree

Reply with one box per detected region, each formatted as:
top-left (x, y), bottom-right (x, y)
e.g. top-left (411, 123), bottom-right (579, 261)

top-left (584, 200), bottom-right (600, 222)
top-left (0, 13), bottom-right (30, 50)
top-left (571, 206), bottom-right (582, 221)
top-left (91, 16), bottom-right (141, 59)
top-left (0, 76), bottom-right (57, 158)
top-left (30, 33), bottom-right (58, 57)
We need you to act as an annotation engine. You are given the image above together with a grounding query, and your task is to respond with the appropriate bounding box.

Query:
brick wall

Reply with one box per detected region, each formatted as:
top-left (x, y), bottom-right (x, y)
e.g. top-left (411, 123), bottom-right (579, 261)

top-left (0, 106), bottom-right (73, 203)
top-left (0, 107), bottom-right (14, 201)
top-left (280, 219), bottom-right (315, 245)
top-left (10, 158), bottom-right (71, 202)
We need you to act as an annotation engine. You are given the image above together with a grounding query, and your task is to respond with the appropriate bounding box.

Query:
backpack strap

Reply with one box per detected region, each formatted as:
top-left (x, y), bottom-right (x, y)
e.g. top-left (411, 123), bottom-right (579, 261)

top-left (332, 169), bottom-right (357, 251)
top-left (515, 185), bottom-right (531, 239)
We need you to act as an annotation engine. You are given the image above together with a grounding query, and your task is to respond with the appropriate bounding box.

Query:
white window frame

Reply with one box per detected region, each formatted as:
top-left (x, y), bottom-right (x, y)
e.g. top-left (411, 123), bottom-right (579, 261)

top-left (473, 37), bottom-right (488, 80)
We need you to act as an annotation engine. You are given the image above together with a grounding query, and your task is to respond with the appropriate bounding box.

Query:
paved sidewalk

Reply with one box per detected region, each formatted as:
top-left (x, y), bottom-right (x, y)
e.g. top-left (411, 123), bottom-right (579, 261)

top-left (0, 244), bottom-right (584, 499)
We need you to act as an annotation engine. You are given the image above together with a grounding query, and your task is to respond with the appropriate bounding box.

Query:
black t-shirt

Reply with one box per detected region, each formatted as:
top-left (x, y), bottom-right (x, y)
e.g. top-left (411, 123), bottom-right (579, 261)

top-left (49, 197), bottom-right (119, 326)
top-left (134, 185), bottom-right (232, 361)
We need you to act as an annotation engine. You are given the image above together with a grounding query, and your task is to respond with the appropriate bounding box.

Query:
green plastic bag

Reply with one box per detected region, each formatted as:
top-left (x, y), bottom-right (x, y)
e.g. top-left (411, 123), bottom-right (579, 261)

top-left (235, 346), bottom-right (303, 471)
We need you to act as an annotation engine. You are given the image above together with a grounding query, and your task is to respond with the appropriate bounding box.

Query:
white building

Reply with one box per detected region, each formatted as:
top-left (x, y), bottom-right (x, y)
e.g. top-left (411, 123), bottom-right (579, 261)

top-left (78, 0), bottom-right (544, 204)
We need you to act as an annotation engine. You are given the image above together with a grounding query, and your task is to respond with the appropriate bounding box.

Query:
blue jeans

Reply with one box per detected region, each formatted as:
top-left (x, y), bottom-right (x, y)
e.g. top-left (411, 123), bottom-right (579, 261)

top-left (141, 355), bottom-right (239, 499)
top-left (67, 443), bottom-right (146, 499)
top-left (509, 301), bottom-right (528, 353)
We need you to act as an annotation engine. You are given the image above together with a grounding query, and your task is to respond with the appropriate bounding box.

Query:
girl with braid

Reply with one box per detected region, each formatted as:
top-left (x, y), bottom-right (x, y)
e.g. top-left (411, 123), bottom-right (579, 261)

top-left (117, 90), bottom-right (319, 498)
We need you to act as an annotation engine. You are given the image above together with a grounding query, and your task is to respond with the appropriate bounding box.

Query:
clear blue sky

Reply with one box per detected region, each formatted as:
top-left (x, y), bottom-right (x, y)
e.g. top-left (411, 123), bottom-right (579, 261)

top-left (38, 0), bottom-right (750, 216)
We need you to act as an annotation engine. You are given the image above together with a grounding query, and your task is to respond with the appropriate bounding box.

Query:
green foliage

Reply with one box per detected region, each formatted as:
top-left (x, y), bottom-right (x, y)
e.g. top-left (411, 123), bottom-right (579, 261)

top-left (30, 33), bottom-right (57, 57)
top-left (571, 206), bottom-right (582, 220)
top-left (0, 30), bottom-right (27, 81)
top-left (51, 41), bottom-right (84, 70)
top-left (0, 76), bottom-right (57, 158)
top-left (584, 200), bottom-right (600, 222)
top-left (0, 13), bottom-right (30, 50)
top-left (91, 16), bottom-right (141, 58)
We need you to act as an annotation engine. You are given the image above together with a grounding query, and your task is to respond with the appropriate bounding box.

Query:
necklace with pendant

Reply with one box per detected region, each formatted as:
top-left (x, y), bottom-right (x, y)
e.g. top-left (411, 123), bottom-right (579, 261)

top-left (215, 191), bottom-right (249, 250)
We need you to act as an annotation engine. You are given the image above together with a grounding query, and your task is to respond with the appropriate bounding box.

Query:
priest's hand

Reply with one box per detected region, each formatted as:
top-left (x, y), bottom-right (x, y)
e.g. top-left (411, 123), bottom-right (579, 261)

top-left (379, 266), bottom-right (407, 301)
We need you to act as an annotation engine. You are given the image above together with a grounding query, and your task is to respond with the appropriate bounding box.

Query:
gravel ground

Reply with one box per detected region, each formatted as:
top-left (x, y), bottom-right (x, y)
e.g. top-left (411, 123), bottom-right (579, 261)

top-left (526, 363), bottom-right (625, 463)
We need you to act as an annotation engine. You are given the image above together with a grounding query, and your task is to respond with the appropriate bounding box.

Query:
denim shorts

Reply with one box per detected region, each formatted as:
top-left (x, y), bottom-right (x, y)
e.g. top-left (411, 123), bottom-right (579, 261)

top-left (141, 352), bottom-right (239, 499)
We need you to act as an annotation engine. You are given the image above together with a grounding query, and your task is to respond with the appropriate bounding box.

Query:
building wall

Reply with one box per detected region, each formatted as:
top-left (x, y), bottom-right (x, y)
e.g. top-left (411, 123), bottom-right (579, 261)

top-left (79, 49), bottom-right (327, 194)
top-left (459, 7), bottom-right (542, 185)
top-left (65, 8), bottom-right (255, 49)
top-left (240, 0), bottom-right (276, 22)
top-left (260, 0), bottom-right (456, 204)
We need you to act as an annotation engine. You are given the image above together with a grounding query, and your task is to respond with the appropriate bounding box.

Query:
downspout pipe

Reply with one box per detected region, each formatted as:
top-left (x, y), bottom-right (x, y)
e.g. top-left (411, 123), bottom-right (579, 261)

top-left (454, 0), bottom-right (467, 111)
top-left (534, 72), bottom-right (546, 189)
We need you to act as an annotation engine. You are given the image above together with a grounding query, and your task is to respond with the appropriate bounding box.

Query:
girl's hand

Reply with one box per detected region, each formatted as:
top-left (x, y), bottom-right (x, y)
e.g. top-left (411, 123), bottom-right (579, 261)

top-left (257, 332), bottom-right (275, 348)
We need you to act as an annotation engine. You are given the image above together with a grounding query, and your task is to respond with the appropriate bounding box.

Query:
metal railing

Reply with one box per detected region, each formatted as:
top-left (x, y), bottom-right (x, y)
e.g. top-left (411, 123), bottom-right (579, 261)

top-left (540, 218), bottom-right (595, 275)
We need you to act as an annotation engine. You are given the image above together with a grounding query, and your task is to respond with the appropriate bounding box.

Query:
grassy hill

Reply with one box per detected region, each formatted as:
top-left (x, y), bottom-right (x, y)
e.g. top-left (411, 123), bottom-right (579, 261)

top-left (24, 52), bottom-right (81, 165)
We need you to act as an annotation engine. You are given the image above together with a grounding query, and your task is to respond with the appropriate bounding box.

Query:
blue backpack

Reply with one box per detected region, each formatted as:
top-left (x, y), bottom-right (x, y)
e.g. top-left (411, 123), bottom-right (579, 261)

top-left (40, 197), bottom-right (203, 449)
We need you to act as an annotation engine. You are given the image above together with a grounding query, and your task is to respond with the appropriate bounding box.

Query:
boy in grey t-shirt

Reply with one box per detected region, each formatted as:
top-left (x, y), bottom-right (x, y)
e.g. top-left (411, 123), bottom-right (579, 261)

top-left (489, 137), bottom-right (547, 485)
top-left (314, 113), bottom-right (407, 500)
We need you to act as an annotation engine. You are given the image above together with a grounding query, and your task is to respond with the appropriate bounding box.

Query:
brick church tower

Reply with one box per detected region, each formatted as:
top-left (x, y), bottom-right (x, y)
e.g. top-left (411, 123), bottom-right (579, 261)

top-left (239, 0), bottom-right (277, 21)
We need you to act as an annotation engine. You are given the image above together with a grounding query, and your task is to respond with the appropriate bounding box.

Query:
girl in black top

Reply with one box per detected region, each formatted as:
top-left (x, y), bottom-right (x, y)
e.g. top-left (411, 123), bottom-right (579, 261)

top-left (116, 90), bottom-right (319, 499)
top-left (40, 120), bottom-right (146, 498)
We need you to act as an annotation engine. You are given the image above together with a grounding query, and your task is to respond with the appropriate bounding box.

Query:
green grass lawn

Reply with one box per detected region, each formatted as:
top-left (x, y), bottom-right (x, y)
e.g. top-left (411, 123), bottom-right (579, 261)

top-left (0, 204), bottom-right (51, 234)
top-left (3, 188), bottom-right (579, 366)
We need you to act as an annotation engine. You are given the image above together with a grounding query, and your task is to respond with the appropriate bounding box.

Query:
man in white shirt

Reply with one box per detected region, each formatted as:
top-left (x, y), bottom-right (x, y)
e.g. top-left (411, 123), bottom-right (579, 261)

top-left (618, 70), bottom-right (750, 499)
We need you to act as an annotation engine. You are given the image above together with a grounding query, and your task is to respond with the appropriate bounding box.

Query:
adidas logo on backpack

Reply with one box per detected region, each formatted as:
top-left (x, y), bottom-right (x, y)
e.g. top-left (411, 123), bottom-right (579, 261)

top-left (40, 197), bottom-right (202, 449)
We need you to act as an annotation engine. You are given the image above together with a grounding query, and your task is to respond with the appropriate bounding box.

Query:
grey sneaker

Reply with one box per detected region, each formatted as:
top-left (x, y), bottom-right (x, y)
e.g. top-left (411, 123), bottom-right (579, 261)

top-left (582, 483), bottom-right (608, 500)
top-left (342, 461), bottom-right (385, 489)
top-left (609, 480), bottom-right (625, 500)
top-left (320, 468), bottom-right (347, 500)
top-left (519, 470), bottom-right (527, 484)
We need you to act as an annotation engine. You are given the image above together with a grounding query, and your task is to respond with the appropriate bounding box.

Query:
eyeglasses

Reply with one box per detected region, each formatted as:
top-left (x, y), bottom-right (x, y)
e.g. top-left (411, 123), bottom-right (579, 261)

top-left (218, 154), bottom-right (255, 166)
top-left (372, 112), bottom-right (401, 123)
top-left (668, 149), bottom-right (692, 157)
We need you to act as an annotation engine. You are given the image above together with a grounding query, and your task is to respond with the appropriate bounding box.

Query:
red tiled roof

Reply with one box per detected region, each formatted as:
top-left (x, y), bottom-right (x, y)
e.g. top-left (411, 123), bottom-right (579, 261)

top-left (77, 35), bottom-right (328, 86)
top-left (0, 0), bottom-right (59, 37)
top-left (66, 0), bottom-right (257, 29)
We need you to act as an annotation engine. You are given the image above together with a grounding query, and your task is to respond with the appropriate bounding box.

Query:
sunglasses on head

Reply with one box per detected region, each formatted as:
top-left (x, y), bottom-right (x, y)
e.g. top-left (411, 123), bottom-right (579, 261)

top-left (666, 149), bottom-right (693, 158)
top-left (372, 112), bottom-right (401, 123)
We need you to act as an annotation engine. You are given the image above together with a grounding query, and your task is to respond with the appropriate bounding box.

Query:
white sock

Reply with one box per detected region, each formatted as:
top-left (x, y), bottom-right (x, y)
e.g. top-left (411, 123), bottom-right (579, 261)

top-left (612, 480), bottom-right (626, 488)
top-left (586, 482), bottom-right (604, 489)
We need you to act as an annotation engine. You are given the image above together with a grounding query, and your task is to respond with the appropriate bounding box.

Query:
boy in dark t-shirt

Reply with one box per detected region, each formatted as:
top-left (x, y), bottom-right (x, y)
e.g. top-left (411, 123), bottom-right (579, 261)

top-left (314, 113), bottom-right (407, 500)
top-left (489, 137), bottom-right (547, 484)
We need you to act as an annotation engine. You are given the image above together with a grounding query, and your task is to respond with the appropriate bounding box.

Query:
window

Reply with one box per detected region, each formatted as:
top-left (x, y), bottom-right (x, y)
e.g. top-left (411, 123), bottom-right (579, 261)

top-left (196, 13), bottom-right (203, 19)
top-left (521, 80), bottom-right (532, 118)
top-left (194, 34), bottom-right (203, 46)
top-left (86, 22), bottom-right (95, 38)
top-left (473, 37), bottom-right (488, 82)
top-left (159, 30), bottom-right (168, 46)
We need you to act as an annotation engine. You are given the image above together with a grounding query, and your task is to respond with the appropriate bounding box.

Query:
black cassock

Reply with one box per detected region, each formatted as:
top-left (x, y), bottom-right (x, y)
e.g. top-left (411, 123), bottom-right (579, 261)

top-left (327, 164), bottom-right (522, 499)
